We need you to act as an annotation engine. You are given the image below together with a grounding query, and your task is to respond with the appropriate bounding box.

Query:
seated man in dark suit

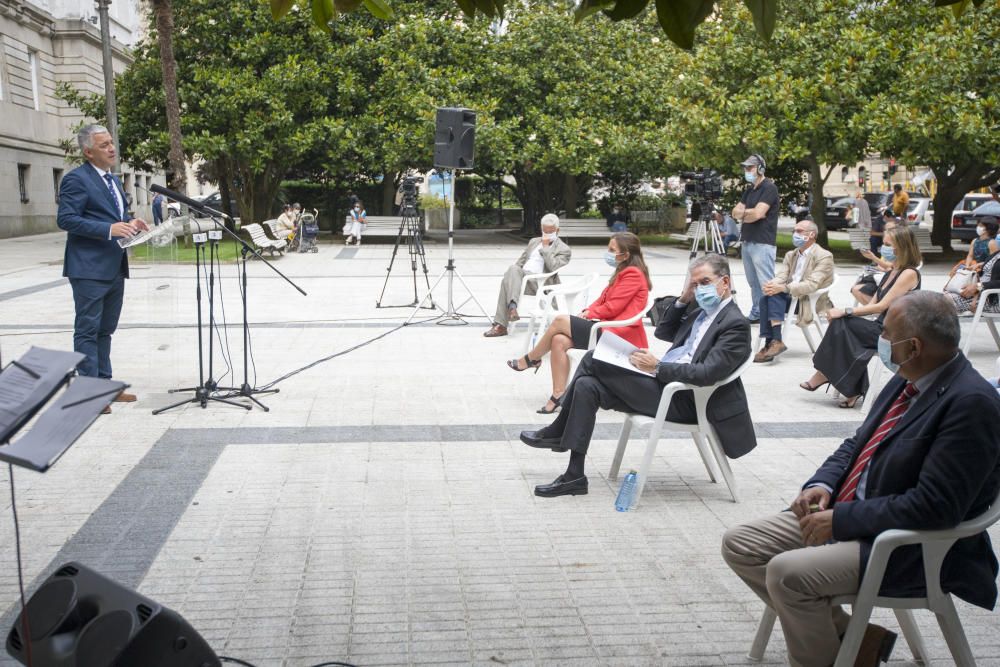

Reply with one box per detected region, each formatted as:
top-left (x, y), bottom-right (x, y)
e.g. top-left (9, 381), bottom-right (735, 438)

top-left (722, 291), bottom-right (1000, 667)
top-left (57, 124), bottom-right (148, 411)
top-left (520, 254), bottom-right (756, 497)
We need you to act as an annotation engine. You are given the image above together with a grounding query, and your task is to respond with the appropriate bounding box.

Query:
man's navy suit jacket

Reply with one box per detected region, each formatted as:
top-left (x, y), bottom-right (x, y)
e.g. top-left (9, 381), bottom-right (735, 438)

top-left (56, 163), bottom-right (129, 280)
top-left (807, 354), bottom-right (1000, 610)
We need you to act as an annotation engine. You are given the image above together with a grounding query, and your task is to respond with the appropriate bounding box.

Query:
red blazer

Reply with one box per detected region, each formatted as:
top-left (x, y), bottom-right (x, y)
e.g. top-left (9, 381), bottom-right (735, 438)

top-left (586, 265), bottom-right (649, 348)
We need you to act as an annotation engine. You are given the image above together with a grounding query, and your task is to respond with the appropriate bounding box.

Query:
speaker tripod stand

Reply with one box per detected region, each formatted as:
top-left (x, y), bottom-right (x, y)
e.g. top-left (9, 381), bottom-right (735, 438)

top-left (376, 203), bottom-right (434, 309)
top-left (405, 170), bottom-right (489, 326)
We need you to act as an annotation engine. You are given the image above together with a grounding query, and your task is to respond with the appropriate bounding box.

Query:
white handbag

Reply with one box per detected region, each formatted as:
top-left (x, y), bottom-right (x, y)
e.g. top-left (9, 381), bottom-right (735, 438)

top-left (944, 268), bottom-right (977, 294)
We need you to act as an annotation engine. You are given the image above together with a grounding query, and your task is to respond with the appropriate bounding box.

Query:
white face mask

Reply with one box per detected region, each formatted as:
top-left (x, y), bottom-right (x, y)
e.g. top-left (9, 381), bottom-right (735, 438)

top-left (977, 226), bottom-right (986, 237)
top-left (543, 231), bottom-right (557, 241)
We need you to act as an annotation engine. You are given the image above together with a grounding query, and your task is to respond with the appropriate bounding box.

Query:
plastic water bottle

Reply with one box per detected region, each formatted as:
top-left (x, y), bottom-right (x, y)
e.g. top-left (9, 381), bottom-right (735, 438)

top-left (615, 470), bottom-right (638, 512)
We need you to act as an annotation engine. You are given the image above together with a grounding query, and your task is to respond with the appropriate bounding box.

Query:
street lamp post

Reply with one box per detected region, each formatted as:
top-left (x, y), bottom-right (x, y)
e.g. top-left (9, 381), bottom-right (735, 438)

top-left (95, 0), bottom-right (121, 176)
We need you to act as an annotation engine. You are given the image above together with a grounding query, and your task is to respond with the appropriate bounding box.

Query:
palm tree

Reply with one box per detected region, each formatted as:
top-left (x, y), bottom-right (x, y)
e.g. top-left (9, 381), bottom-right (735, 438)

top-left (150, 0), bottom-right (186, 193)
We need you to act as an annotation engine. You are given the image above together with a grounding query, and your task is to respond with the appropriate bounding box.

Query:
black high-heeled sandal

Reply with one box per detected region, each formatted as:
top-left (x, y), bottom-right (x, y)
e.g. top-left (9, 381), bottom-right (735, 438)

top-left (536, 394), bottom-right (563, 414)
top-left (838, 395), bottom-right (862, 409)
top-left (507, 354), bottom-right (541, 374)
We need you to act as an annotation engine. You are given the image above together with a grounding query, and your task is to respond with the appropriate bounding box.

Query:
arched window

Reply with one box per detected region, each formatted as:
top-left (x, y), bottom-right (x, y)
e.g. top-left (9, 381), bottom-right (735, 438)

top-left (841, 166), bottom-right (850, 182)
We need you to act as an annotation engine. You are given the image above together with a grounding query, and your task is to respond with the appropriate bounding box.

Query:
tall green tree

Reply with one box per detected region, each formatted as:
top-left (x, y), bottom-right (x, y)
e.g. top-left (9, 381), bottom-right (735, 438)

top-left (108, 0), bottom-right (375, 224)
top-left (666, 0), bottom-right (890, 244)
top-left (470, 5), bottom-right (677, 232)
top-left (867, 1), bottom-right (1000, 249)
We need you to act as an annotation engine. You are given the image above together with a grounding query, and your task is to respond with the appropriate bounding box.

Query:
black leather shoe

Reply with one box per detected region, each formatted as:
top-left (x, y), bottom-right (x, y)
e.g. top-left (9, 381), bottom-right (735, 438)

top-left (534, 475), bottom-right (588, 497)
top-left (854, 623), bottom-right (897, 667)
top-left (520, 430), bottom-right (566, 452)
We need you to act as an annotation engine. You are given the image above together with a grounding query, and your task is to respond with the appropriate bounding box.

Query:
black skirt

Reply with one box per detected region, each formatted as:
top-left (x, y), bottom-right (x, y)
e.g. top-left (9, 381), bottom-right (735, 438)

top-left (570, 315), bottom-right (597, 350)
top-left (812, 316), bottom-right (883, 397)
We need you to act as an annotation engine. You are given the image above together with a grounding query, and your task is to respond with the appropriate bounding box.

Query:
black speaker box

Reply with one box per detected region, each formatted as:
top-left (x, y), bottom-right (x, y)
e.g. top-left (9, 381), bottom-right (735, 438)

top-left (434, 107), bottom-right (476, 170)
top-left (6, 562), bottom-right (220, 667)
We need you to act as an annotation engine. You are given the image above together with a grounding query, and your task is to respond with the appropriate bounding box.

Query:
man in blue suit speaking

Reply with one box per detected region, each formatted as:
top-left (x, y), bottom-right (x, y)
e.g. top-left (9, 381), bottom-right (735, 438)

top-left (57, 124), bottom-right (149, 409)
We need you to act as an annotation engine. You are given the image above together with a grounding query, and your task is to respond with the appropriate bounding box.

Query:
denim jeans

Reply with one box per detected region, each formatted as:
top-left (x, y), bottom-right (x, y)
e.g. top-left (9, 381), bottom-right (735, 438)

top-left (760, 292), bottom-right (792, 341)
top-left (741, 241), bottom-right (776, 320)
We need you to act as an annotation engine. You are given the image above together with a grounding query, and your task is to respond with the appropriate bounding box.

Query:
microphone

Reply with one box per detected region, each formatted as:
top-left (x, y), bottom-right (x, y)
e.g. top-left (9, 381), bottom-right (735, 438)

top-left (149, 183), bottom-right (232, 220)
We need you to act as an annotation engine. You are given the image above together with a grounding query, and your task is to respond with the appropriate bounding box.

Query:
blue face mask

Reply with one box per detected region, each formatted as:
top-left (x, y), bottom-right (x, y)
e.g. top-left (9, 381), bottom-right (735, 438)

top-left (604, 251), bottom-right (619, 267)
top-left (695, 281), bottom-right (722, 312)
top-left (792, 233), bottom-right (807, 248)
top-left (878, 336), bottom-right (913, 373)
top-left (744, 171), bottom-right (756, 184)
top-left (880, 245), bottom-right (896, 262)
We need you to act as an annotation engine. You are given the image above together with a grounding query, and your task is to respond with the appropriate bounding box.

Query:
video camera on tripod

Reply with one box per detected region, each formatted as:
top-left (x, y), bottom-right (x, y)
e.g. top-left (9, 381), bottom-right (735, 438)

top-left (680, 168), bottom-right (724, 207)
top-left (399, 176), bottom-right (423, 213)
top-left (679, 168), bottom-right (726, 257)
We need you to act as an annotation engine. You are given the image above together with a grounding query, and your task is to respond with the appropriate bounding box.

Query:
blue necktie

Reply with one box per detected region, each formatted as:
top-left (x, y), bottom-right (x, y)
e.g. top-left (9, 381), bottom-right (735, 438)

top-left (103, 173), bottom-right (122, 219)
top-left (662, 311), bottom-right (708, 363)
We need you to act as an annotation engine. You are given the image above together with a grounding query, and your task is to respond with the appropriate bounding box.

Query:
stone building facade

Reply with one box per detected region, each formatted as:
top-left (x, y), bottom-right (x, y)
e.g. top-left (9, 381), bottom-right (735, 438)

top-left (0, 0), bottom-right (160, 238)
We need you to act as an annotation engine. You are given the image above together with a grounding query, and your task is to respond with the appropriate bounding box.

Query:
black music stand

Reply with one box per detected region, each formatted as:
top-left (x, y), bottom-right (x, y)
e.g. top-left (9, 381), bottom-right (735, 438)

top-left (0, 347), bottom-right (125, 472)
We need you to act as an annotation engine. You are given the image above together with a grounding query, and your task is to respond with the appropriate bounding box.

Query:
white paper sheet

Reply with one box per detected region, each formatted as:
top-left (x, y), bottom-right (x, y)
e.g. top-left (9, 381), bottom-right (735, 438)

top-left (593, 330), bottom-right (656, 377)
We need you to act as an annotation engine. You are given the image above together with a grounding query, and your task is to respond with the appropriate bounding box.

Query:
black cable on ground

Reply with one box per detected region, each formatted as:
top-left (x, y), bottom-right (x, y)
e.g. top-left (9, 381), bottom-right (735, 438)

top-left (254, 316), bottom-right (436, 392)
top-left (219, 656), bottom-right (357, 667)
top-left (8, 463), bottom-right (33, 667)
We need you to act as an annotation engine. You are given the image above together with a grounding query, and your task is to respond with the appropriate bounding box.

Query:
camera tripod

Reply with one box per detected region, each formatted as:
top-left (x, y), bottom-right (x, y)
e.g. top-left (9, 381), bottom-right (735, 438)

top-left (688, 205), bottom-right (726, 259)
top-left (376, 202), bottom-right (434, 308)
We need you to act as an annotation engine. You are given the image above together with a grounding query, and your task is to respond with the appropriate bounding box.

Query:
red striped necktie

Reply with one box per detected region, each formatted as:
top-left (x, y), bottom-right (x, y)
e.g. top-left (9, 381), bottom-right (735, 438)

top-left (836, 382), bottom-right (919, 503)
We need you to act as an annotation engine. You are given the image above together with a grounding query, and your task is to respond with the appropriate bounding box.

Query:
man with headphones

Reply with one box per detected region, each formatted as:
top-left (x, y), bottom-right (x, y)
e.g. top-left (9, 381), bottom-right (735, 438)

top-left (732, 154), bottom-right (780, 323)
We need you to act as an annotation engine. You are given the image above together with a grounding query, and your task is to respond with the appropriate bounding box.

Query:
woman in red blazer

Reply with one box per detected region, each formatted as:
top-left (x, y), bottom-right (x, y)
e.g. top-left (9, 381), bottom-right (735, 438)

top-left (508, 232), bottom-right (652, 414)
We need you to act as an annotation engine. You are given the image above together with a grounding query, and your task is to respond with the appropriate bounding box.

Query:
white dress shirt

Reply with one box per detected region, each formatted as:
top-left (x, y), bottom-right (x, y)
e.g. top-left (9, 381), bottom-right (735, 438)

top-left (790, 244), bottom-right (814, 285)
top-left (90, 163), bottom-right (124, 240)
top-left (662, 297), bottom-right (733, 365)
top-left (523, 242), bottom-right (546, 275)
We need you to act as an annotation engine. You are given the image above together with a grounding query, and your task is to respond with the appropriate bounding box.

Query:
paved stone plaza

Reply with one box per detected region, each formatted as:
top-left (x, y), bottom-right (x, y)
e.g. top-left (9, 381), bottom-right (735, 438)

top-left (1, 231), bottom-right (998, 666)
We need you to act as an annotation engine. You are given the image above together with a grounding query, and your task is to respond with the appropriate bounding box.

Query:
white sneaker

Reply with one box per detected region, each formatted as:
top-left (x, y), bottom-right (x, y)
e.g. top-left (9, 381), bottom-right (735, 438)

top-left (345, 237), bottom-right (351, 245)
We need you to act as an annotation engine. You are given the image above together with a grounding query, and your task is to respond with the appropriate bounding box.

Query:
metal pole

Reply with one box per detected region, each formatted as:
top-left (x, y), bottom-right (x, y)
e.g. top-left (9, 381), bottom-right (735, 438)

top-left (95, 0), bottom-right (121, 175)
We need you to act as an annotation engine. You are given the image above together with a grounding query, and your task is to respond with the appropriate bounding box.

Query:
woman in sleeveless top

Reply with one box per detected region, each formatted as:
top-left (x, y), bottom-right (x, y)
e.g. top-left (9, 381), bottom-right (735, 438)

top-left (800, 226), bottom-right (922, 408)
top-left (950, 248), bottom-right (1000, 315)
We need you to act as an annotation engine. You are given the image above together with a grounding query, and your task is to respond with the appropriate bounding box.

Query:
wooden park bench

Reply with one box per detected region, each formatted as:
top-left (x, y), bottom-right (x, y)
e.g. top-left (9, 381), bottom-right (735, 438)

top-left (555, 218), bottom-right (614, 239)
top-left (343, 215), bottom-right (421, 237)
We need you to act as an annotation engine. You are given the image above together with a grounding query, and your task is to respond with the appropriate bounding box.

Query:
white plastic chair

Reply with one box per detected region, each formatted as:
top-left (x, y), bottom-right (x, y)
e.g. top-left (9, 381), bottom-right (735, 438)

top-left (566, 294), bottom-right (656, 379)
top-left (608, 349), bottom-right (754, 505)
top-left (749, 485), bottom-right (1000, 666)
top-left (960, 288), bottom-right (1000, 355)
top-left (756, 274), bottom-right (840, 355)
top-left (860, 356), bottom-right (888, 417)
top-left (524, 273), bottom-right (599, 353)
top-left (508, 269), bottom-right (562, 337)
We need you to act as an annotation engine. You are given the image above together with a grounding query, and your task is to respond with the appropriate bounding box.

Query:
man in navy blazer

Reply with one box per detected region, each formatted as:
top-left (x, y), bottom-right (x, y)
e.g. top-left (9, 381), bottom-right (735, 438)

top-left (723, 291), bottom-right (1000, 667)
top-left (57, 124), bottom-right (148, 404)
top-left (520, 254), bottom-right (755, 498)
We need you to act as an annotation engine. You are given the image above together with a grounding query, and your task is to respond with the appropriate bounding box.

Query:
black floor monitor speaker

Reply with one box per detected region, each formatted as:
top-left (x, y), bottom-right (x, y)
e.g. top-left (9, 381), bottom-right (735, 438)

top-left (434, 107), bottom-right (476, 170)
top-left (6, 562), bottom-right (220, 667)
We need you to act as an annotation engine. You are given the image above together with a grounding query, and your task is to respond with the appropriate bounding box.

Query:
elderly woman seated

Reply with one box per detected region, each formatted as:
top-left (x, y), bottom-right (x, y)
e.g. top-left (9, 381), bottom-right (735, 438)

top-left (507, 232), bottom-right (651, 414)
top-left (800, 226), bottom-right (922, 408)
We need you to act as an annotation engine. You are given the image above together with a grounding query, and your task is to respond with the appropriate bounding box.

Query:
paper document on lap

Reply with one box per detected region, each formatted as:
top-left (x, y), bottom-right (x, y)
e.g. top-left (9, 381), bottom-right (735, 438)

top-left (593, 330), bottom-right (656, 377)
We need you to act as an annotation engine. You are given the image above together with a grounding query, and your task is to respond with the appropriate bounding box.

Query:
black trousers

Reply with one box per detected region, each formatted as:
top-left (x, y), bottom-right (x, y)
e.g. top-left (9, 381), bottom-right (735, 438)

top-left (541, 351), bottom-right (697, 454)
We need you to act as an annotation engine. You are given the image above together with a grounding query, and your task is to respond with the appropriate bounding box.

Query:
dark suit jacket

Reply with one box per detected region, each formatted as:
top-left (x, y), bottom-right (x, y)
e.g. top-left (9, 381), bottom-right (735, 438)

top-left (654, 299), bottom-right (756, 458)
top-left (56, 163), bottom-right (129, 280)
top-left (807, 354), bottom-right (1000, 610)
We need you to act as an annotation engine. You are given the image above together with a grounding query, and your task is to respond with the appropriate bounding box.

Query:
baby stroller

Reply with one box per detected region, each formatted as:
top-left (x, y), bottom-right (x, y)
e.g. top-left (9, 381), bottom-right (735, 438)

top-left (297, 208), bottom-right (320, 253)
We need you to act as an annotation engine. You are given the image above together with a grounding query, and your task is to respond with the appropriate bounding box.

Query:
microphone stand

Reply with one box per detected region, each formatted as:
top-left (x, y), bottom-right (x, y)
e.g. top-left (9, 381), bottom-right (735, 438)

top-left (151, 203), bottom-right (306, 414)
top-left (153, 234), bottom-right (248, 414)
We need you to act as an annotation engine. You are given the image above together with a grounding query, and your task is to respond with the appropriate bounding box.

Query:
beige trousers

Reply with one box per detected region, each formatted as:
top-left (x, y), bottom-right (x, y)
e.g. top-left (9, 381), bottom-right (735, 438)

top-left (722, 512), bottom-right (861, 667)
top-left (493, 264), bottom-right (536, 326)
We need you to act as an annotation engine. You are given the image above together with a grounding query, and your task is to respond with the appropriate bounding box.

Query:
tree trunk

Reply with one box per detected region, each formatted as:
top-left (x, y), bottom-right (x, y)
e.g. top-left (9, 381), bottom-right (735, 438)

top-left (513, 167), bottom-right (567, 235)
top-left (564, 174), bottom-right (577, 216)
top-left (804, 156), bottom-right (833, 247)
top-left (381, 172), bottom-right (399, 216)
top-left (929, 162), bottom-right (1000, 251)
top-left (152, 0), bottom-right (186, 193)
